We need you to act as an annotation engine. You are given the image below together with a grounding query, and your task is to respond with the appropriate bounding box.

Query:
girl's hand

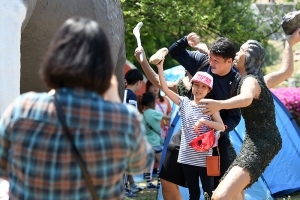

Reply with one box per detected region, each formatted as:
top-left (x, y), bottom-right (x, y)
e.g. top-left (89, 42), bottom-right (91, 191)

top-left (187, 32), bottom-right (200, 48)
top-left (155, 58), bottom-right (165, 70)
top-left (193, 123), bottom-right (200, 133)
top-left (193, 118), bottom-right (205, 133)
top-left (134, 47), bottom-right (146, 63)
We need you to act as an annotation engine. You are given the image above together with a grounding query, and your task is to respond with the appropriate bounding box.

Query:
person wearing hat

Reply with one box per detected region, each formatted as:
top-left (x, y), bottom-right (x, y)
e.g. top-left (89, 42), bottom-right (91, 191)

top-left (154, 57), bottom-right (226, 199)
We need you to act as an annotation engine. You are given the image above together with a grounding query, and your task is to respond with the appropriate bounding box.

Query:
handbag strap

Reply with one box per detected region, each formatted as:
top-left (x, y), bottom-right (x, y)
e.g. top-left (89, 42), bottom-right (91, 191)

top-left (207, 145), bottom-right (220, 158)
top-left (142, 112), bottom-right (161, 136)
top-left (214, 146), bottom-right (220, 171)
top-left (156, 101), bottom-right (164, 113)
top-left (215, 146), bottom-right (220, 156)
top-left (52, 94), bottom-right (99, 200)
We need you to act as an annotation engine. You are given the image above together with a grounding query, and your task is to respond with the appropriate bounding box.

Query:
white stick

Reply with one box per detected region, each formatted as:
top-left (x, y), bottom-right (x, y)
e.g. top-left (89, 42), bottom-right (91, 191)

top-left (133, 22), bottom-right (143, 62)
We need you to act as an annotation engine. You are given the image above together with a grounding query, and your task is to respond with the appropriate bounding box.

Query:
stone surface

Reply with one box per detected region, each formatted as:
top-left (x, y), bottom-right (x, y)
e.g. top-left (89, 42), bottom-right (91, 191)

top-left (281, 11), bottom-right (300, 35)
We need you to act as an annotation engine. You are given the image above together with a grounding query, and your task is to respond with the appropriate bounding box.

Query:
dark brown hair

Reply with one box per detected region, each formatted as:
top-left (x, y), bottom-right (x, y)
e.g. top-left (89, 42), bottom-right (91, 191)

top-left (137, 92), bottom-right (156, 113)
top-left (146, 80), bottom-right (164, 102)
top-left (125, 69), bottom-right (143, 86)
top-left (39, 16), bottom-right (113, 95)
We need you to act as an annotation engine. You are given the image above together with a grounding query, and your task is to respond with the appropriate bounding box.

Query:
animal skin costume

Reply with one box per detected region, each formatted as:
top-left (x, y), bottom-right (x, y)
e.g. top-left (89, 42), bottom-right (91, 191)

top-left (223, 74), bottom-right (282, 188)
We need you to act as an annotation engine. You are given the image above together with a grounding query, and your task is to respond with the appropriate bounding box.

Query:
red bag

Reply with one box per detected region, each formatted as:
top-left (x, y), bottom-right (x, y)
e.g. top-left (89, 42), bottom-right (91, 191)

top-left (189, 129), bottom-right (215, 152)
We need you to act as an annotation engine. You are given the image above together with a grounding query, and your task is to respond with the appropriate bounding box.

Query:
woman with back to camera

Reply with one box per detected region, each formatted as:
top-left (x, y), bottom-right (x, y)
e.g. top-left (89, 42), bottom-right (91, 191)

top-left (0, 16), bottom-right (153, 200)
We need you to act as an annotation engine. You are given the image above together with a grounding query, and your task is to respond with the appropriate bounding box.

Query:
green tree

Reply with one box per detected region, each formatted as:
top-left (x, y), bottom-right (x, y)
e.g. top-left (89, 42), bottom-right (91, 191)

top-left (296, 1), bottom-right (300, 10)
top-left (121, 0), bottom-right (283, 71)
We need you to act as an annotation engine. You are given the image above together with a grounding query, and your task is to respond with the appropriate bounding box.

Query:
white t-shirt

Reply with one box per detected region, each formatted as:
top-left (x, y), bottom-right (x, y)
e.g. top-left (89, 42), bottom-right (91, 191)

top-left (177, 96), bottom-right (212, 167)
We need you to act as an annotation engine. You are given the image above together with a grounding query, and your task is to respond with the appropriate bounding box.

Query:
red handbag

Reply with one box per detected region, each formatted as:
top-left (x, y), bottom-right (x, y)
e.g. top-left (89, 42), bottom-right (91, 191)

top-left (189, 129), bottom-right (215, 152)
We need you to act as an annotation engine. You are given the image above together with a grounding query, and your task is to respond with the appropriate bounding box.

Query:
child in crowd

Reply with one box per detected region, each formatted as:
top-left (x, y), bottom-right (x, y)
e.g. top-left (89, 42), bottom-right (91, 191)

top-left (146, 81), bottom-right (172, 177)
top-left (153, 55), bottom-right (225, 199)
top-left (146, 81), bottom-right (172, 141)
top-left (123, 69), bottom-right (144, 196)
top-left (137, 92), bottom-right (171, 189)
top-left (124, 69), bottom-right (144, 105)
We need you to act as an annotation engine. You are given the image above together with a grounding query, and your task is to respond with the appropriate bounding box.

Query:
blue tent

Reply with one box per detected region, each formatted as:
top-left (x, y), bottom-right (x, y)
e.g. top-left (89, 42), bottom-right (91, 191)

top-left (157, 93), bottom-right (300, 199)
top-left (230, 93), bottom-right (300, 198)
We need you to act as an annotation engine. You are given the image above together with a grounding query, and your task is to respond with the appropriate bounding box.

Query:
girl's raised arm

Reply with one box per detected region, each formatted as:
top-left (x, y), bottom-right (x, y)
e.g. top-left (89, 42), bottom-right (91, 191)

top-left (134, 47), bottom-right (178, 93)
top-left (155, 59), bottom-right (180, 106)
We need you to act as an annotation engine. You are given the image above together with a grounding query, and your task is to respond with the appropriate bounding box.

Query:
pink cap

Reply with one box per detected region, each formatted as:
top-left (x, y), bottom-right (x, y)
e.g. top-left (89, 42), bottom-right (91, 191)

top-left (190, 72), bottom-right (213, 89)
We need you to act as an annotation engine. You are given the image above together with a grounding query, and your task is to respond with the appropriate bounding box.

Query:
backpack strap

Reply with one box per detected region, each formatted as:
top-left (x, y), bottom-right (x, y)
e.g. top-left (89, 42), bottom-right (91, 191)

top-left (197, 56), bottom-right (210, 72)
top-left (142, 112), bottom-right (161, 136)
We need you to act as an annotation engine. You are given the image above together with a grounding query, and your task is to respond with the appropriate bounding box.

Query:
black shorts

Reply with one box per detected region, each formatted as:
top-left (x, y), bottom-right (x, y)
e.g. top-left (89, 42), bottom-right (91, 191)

top-left (159, 136), bottom-right (234, 189)
top-left (159, 145), bottom-right (187, 187)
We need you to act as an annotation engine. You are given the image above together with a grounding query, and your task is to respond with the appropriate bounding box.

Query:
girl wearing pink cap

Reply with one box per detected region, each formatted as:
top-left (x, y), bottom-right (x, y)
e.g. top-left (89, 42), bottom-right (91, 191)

top-left (155, 59), bottom-right (226, 199)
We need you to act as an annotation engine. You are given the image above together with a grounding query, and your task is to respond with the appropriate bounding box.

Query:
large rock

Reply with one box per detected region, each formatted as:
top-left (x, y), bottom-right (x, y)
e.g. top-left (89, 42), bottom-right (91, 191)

top-left (281, 11), bottom-right (300, 35)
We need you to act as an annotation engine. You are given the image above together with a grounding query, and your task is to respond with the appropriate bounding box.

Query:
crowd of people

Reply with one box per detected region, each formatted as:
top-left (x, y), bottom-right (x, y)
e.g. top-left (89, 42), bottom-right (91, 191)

top-left (0, 11), bottom-right (299, 200)
top-left (134, 27), bottom-right (300, 199)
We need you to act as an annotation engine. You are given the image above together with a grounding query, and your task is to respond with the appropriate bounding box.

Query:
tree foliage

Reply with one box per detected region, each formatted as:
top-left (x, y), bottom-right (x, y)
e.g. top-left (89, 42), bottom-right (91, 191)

top-left (121, 0), bottom-right (284, 70)
top-left (296, 1), bottom-right (300, 10)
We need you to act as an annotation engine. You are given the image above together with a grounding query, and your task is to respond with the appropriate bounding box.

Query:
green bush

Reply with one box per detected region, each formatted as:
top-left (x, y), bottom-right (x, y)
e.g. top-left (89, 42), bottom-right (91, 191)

top-left (271, 87), bottom-right (300, 127)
